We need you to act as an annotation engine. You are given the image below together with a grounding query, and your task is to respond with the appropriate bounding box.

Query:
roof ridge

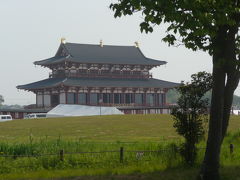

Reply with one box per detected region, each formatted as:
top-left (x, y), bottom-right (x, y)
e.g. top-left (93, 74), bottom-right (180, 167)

top-left (65, 42), bottom-right (135, 48)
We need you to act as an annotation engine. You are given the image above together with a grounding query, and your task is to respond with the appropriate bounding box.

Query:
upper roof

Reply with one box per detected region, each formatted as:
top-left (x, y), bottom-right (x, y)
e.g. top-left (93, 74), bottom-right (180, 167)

top-left (17, 77), bottom-right (179, 90)
top-left (34, 42), bottom-right (167, 66)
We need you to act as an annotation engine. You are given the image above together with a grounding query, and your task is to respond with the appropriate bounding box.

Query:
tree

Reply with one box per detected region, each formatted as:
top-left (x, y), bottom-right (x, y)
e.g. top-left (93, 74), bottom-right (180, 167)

top-left (171, 72), bottom-right (212, 165)
top-left (166, 89), bottom-right (180, 104)
top-left (0, 95), bottom-right (4, 106)
top-left (110, 1), bottom-right (240, 179)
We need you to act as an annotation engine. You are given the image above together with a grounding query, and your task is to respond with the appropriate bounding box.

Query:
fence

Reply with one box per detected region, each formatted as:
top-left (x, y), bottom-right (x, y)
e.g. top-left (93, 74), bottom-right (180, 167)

top-left (0, 146), bottom-right (182, 173)
top-left (0, 144), bottom-right (236, 161)
top-left (0, 143), bottom-right (237, 176)
top-left (0, 147), bottom-right (176, 162)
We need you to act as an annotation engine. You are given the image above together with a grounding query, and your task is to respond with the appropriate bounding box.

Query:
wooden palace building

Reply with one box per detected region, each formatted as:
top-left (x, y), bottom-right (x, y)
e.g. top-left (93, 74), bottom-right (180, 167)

top-left (17, 39), bottom-right (178, 114)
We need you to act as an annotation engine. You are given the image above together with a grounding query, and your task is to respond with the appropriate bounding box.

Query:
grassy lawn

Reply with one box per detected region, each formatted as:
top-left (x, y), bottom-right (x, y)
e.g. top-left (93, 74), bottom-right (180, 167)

top-left (0, 114), bottom-right (178, 142)
top-left (0, 114), bottom-right (239, 142)
top-left (0, 166), bottom-right (199, 180)
top-left (0, 114), bottom-right (239, 180)
top-left (2, 165), bottom-right (240, 180)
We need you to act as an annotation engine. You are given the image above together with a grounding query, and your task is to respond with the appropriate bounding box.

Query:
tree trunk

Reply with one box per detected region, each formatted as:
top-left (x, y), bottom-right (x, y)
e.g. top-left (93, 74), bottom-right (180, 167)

top-left (200, 25), bottom-right (239, 180)
top-left (221, 73), bottom-right (240, 141)
top-left (200, 64), bottom-right (226, 180)
top-left (221, 24), bottom-right (240, 141)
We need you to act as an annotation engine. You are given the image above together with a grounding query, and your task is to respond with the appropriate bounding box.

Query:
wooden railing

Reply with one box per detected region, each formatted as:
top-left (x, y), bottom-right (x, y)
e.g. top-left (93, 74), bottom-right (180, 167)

top-left (49, 71), bottom-right (152, 79)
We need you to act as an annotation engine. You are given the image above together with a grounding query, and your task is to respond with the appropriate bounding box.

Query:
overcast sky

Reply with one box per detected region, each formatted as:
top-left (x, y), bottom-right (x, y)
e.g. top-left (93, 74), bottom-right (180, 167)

top-left (0, 0), bottom-right (232, 105)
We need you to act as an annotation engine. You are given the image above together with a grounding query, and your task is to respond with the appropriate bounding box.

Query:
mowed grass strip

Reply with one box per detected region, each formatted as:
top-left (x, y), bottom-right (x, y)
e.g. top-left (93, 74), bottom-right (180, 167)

top-left (0, 114), bottom-right (239, 143)
top-left (1, 165), bottom-right (240, 180)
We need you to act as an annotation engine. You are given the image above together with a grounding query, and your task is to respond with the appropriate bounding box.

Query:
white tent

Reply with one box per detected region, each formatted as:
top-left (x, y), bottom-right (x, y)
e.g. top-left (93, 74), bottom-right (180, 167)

top-left (232, 110), bottom-right (240, 115)
top-left (46, 104), bottom-right (124, 117)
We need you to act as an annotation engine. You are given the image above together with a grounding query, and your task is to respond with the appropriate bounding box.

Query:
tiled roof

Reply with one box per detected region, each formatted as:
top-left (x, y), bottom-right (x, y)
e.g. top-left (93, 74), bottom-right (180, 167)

top-left (34, 43), bottom-right (167, 66)
top-left (17, 77), bottom-right (179, 90)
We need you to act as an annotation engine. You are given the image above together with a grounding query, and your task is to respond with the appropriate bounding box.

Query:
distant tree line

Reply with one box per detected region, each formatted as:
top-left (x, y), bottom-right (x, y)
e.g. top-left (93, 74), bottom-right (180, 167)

top-left (0, 95), bottom-right (23, 109)
top-left (0, 95), bottom-right (4, 106)
top-left (167, 90), bottom-right (240, 109)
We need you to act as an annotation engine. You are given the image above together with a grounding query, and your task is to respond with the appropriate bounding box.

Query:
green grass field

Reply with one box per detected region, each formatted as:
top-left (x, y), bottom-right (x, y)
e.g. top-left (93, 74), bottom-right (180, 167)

top-left (0, 114), bottom-right (239, 142)
top-left (0, 114), bottom-right (239, 180)
top-left (0, 114), bottom-right (179, 142)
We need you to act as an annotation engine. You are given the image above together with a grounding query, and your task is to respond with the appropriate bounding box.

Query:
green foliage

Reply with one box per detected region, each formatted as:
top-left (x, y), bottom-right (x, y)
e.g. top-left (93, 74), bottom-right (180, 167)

top-left (110, 0), bottom-right (240, 55)
top-left (171, 72), bottom-right (212, 165)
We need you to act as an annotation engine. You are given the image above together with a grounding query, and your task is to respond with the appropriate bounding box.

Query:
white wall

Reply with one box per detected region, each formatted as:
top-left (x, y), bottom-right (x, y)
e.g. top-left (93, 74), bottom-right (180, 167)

top-left (150, 109), bottom-right (155, 114)
top-left (162, 109), bottom-right (170, 114)
top-left (36, 94), bottom-right (43, 107)
top-left (60, 93), bottom-right (66, 104)
top-left (44, 94), bottom-right (51, 107)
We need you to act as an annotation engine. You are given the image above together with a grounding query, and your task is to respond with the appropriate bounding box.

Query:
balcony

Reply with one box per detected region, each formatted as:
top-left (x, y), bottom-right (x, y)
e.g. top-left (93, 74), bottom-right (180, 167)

top-left (50, 70), bottom-right (152, 79)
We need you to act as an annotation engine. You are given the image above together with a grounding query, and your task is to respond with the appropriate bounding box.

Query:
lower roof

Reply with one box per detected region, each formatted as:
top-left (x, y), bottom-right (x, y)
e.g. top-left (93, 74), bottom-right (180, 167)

top-left (17, 77), bottom-right (179, 90)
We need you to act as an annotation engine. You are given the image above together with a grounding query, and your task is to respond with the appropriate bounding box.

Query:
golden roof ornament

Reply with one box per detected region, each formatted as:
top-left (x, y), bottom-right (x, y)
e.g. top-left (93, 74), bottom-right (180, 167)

top-left (134, 41), bottom-right (139, 48)
top-left (61, 37), bottom-right (66, 44)
top-left (100, 39), bottom-right (103, 47)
